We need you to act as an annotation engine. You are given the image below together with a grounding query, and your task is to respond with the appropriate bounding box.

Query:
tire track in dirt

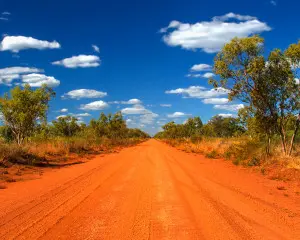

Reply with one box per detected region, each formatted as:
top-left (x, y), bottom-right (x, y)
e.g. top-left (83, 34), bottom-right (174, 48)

top-left (0, 140), bottom-right (299, 240)
top-left (163, 150), bottom-right (297, 239)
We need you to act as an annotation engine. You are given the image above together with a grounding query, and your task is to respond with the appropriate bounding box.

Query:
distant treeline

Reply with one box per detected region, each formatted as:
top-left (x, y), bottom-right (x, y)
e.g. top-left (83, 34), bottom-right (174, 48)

top-left (0, 85), bottom-right (150, 145)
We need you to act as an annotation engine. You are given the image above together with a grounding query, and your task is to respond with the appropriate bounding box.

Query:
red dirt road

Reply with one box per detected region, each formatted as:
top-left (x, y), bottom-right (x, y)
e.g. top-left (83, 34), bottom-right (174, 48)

top-left (0, 140), bottom-right (299, 240)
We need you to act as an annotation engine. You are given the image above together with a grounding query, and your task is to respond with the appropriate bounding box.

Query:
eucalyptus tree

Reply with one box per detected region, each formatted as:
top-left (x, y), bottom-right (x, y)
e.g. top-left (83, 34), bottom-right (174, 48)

top-left (211, 36), bottom-right (299, 155)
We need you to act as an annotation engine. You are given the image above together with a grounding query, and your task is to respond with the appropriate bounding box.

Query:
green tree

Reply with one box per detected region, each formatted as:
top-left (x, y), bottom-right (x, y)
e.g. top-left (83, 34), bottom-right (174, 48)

top-left (204, 115), bottom-right (244, 138)
top-left (51, 116), bottom-right (81, 137)
top-left (0, 84), bottom-right (55, 145)
top-left (211, 36), bottom-right (300, 155)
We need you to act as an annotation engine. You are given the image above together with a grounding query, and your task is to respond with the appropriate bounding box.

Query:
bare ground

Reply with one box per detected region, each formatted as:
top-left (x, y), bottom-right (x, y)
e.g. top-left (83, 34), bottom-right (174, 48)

top-left (0, 139), bottom-right (299, 239)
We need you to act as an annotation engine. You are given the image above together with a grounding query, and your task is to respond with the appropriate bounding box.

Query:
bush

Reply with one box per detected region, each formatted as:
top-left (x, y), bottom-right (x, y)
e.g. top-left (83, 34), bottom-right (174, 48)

top-left (206, 150), bottom-right (218, 159)
top-left (247, 156), bottom-right (261, 166)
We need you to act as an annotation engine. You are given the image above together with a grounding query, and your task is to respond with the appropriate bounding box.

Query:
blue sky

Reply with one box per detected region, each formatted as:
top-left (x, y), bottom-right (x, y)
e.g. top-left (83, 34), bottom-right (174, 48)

top-left (0, 0), bottom-right (299, 135)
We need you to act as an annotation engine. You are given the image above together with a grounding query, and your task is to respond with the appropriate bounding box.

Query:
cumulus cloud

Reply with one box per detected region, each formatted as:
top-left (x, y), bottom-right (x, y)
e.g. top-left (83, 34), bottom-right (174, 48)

top-left (110, 99), bottom-right (142, 105)
top-left (73, 113), bottom-right (91, 117)
top-left (202, 98), bottom-right (229, 104)
top-left (186, 72), bottom-right (215, 78)
top-left (92, 44), bottom-right (100, 53)
top-left (79, 100), bottom-right (109, 111)
top-left (52, 55), bottom-right (100, 68)
top-left (0, 17), bottom-right (8, 21)
top-left (160, 13), bottom-right (271, 53)
top-left (167, 112), bottom-right (189, 118)
top-left (121, 104), bottom-right (158, 125)
top-left (121, 104), bottom-right (150, 115)
top-left (126, 119), bottom-right (133, 124)
top-left (166, 86), bottom-right (229, 99)
top-left (62, 89), bottom-right (107, 99)
top-left (56, 115), bottom-right (67, 119)
top-left (218, 113), bottom-right (234, 118)
top-left (190, 64), bottom-right (212, 72)
top-left (160, 104), bottom-right (172, 107)
top-left (202, 72), bottom-right (215, 78)
top-left (21, 73), bottom-right (60, 87)
top-left (0, 66), bottom-right (42, 85)
top-left (214, 104), bottom-right (244, 112)
top-left (60, 108), bottom-right (68, 113)
top-left (212, 13), bottom-right (257, 22)
top-left (140, 112), bottom-right (159, 124)
top-left (0, 36), bottom-right (60, 52)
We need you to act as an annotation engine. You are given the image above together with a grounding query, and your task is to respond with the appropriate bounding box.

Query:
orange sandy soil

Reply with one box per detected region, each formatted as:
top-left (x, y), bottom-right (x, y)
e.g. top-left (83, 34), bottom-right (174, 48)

top-left (0, 139), bottom-right (299, 239)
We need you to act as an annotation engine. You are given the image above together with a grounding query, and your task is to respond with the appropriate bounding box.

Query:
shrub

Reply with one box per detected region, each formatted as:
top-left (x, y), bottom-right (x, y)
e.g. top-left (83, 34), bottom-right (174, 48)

top-left (206, 150), bottom-right (218, 159)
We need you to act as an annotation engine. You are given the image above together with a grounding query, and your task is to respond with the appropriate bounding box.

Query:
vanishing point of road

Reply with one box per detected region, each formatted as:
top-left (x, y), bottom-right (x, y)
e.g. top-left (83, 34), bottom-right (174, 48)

top-left (0, 140), bottom-right (299, 240)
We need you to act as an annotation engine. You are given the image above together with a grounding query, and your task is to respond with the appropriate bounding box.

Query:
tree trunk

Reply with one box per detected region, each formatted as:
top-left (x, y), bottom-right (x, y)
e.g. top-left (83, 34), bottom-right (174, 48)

top-left (280, 132), bottom-right (287, 155)
top-left (288, 113), bottom-right (300, 156)
top-left (267, 135), bottom-right (271, 155)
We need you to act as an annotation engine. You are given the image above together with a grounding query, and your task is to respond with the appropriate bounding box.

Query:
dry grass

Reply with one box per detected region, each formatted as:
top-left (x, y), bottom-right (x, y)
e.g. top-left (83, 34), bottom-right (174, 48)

top-left (0, 137), bottom-right (145, 168)
top-left (165, 137), bottom-right (300, 170)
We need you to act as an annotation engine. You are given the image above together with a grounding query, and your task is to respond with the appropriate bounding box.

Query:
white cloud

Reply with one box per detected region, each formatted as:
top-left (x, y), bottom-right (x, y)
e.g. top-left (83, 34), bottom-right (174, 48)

top-left (121, 104), bottom-right (158, 125)
top-left (126, 119), bottom-right (133, 124)
top-left (0, 66), bottom-right (42, 85)
top-left (140, 112), bottom-right (159, 124)
top-left (218, 113), bottom-right (234, 118)
top-left (295, 78), bottom-right (299, 84)
top-left (186, 74), bottom-right (202, 78)
top-left (0, 36), bottom-right (60, 52)
top-left (186, 72), bottom-right (215, 78)
top-left (21, 73), bottom-right (60, 87)
top-left (79, 100), bottom-right (109, 111)
top-left (160, 13), bottom-right (271, 53)
top-left (160, 104), bottom-right (172, 107)
top-left (121, 104), bottom-right (150, 115)
top-left (166, 86), bottom-right (229, 99)
top-left (62, 89), bottom-right (107, 99)
top-left (167, 112), bottom-right (189, 118)
top-left (0, 17), bottom-right (8, 21)
top-left (52, 55), bottom-right (100, 68)
top-left (73, 113), bottom-right (91, 117)
top-left (214, 104), bottom-right (244, 112)
top-left (2, 12), bottom-right (11, 15)
top-left (125, 99), bottom-right (141, 104)
top-left (56, 115), bottom-right (67, 119)
top-left (92, 44), bottom-right (100, 53)
top-left (0, 112), bottom-right (3, 122)
top-left (109, 98), bottom-right (142, 105)
top-left (202, 98), bottom-right (229, 104)
top-left (212, 13), bottom-right (257, 22)
top-left (202, 72), bottom-right (215, 78)
top-left (190, 64), bottom-right (212, 72)
top-left (60, 108), bottom-right (68, 113)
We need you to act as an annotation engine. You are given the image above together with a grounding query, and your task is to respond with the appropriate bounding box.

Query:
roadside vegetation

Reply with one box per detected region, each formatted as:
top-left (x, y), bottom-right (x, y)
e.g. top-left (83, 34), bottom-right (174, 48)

top-left (155, 35), bottom-right (300, 175)
top-left (0, 85), bottom-right (149, 184)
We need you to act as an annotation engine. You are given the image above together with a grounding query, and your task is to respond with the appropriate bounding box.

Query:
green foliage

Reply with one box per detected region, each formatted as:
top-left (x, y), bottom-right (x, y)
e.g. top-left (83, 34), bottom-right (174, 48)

top-left (155, 115), bottom-right (244, 139)
top-left (212, 35), bottom-right (300, 155)
top-left (51, 116), bottom-right (81, 137)
top-left (204, 115), bottom-right (245, 137)
top-left (155, 117), bottom-right (204, 139)
top-left (205, 150), bottom-right (218, 159)
top-left (0, 84), bottom-right (55, 145)
top-left (0, 125), bottom-right (14, 142)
